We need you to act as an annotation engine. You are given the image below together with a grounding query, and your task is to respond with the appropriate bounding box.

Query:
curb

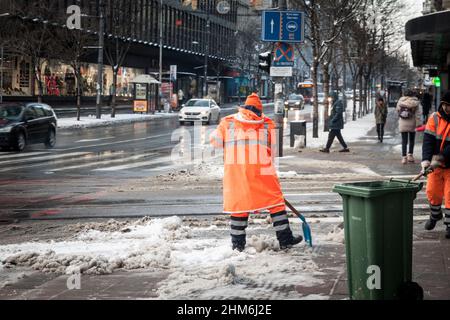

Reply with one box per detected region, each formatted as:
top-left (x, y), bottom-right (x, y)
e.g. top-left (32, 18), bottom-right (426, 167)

top-left (57, 113), bottom-right (179, 131)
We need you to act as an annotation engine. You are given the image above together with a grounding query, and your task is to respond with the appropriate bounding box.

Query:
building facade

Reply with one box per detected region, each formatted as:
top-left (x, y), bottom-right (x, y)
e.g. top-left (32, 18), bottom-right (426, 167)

top-left (0, 0), bottom-right (253, 105)
top-left (406, 0), bottom-right (450, 106)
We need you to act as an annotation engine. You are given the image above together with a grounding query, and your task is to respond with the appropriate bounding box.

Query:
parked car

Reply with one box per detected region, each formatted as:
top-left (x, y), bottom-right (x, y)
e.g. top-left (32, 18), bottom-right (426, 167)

top-left (178, 99), bottom-right (221, 125)
top-left (311, 92), bottom-right (330, 104)
top-left (284, 94), bottom-right (305, 110)
top-left (0, 103), bottom-right (57, 152)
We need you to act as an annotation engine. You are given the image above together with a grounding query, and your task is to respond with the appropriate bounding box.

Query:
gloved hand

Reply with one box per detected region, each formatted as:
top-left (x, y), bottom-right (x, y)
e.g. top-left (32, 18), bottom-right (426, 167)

top-left (431, 154), bottom-right (445, 169)
top-left (421, 160), bottom-right (431, 175)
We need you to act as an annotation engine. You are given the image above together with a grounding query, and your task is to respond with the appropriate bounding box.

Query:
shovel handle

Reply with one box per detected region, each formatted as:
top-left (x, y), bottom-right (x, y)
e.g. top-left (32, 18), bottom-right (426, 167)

top-left (285, 199), bottom-right (300, 218)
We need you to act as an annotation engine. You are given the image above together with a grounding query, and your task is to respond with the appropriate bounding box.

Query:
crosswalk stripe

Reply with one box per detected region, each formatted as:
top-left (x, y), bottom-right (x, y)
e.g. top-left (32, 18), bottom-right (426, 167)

top-left (50, 153), bottom-right (157, 172)
top-left (0, 152), bottom-right (89, 168)
top-left (0, 151), bottom-right (133, 172)
top-left (94, 156), bottom-right (172, 171)
top-left (0, 151), bottom-right (49, 160)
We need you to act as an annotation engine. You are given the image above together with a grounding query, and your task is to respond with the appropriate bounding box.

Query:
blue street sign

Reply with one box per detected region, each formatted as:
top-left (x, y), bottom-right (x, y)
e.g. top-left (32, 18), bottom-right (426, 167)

top-left (262, 11), bottom-right (304, 43)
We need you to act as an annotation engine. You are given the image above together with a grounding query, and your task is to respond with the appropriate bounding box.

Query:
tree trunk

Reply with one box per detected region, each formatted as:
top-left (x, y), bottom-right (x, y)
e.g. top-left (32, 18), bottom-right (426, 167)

top-left (352, 81), bottom-right (357, 121)
top-left (33, 59), bottom-right (43, 103)
top-left (76, 65), bottom-right (82, 121)
top-left (312, 61), bottom-right (319, 138)
top-left (323, 66), bottom-right (330, 132)
top-left (111, 68), bottom-right (117, 118)
top-left (358, 71), bottom-right (363, 118)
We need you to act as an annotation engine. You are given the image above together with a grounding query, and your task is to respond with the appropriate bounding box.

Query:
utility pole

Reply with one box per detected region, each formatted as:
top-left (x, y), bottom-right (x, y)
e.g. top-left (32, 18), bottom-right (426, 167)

top-left (0, 45), bottom-right (3, 105)
top-left (274, 0), bottom-right (287, 158)
top-left (203, 2), bottom-right (211, 98)
top-left (96, 0), bottom-right (105, 119)
top-left (158, 0), bottom-right (163, 112)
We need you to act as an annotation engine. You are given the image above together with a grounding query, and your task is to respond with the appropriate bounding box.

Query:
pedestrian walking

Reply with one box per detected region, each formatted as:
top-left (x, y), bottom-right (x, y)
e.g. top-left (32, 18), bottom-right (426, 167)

top-left (210, 93), bottom-right (303, 252)
top-left (421, 87), bottom-right (433, 124)
top-left (396, 90), bottom-right (422, 164)
top-left (375, 97), bottom-right (388, 143)
top-left (421, 91), bottom-right (450, 239)
top-left (320, 92), bottom-right (350, 153)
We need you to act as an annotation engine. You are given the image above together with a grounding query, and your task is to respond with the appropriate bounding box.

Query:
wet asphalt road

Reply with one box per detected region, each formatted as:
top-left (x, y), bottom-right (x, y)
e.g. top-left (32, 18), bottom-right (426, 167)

top-left (0, 103), bottom-right (294, 222)
top-left (1, 102), bottom-right (426, 222)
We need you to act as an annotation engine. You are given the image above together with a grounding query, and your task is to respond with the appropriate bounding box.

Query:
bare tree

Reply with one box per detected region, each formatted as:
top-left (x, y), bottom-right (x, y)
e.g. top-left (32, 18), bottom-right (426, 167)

top-left (7, 1), bottom-right (64, 103)
top-left (295, 0), bottom-right (363, 137)
top-left (104, 0), bottom-right (133, 118)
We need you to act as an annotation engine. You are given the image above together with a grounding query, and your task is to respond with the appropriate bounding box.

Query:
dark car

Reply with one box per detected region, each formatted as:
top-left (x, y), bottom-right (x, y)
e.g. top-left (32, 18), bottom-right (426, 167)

top-left (0, 103), bottom-right (57, 152)
top-left (284, 94), bottom-right (305, 110)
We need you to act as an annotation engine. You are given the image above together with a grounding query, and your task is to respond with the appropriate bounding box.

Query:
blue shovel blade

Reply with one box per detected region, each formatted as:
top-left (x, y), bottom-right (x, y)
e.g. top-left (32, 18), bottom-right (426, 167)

top-left (301, 222), bottom-right (313, 247)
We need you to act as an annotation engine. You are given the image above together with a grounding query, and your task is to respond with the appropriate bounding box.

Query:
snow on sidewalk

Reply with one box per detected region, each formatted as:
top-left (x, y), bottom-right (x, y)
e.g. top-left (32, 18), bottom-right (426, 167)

top-left (0, 216), bottom-right (344, 299)
top-left (57, 113), bottom-right (178, 130)
top-left (289, 111), bottom-right (377, 149)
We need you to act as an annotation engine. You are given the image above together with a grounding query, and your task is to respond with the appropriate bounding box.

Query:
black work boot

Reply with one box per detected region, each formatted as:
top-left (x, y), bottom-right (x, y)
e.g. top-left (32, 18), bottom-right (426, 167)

top-left (230, 215), bottom-right (248, 252)
top-left (231, 235), bottom-right (246, 252)
top-left (271, 211), bottom-right (303, 250)
top-left (319, 148), bottom-right (330, 153)
top-left (425, 206), bottom-right (443, 231)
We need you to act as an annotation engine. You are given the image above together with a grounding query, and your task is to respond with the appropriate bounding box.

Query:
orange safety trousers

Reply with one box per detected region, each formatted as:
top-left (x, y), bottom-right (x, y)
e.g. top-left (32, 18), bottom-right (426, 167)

top-left (230, 204), bottom-right (286, 218)
top-left (426, 168), bottom-right (450, 208)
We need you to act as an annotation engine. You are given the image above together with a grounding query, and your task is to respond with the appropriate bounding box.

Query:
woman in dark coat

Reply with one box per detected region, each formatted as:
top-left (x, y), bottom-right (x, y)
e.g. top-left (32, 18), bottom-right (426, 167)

top-left (375, 97), bottom-right (388, 142)
top-left (320, 92), bottom-right (350, 153)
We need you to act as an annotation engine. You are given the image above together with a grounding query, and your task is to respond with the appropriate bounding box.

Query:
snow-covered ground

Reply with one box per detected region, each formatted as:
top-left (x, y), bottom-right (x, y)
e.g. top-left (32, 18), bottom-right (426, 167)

top-left (301, 111), bottom-right (377, 149)
top-left (57, 113), bottom-right (178, 130)
top-left (0, 216), bottom-right (345, 299)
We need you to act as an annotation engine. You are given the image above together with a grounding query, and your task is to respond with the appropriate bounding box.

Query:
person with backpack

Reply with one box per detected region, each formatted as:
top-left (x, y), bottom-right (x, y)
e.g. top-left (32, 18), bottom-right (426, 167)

top-left (396, 90), bottom-right (422, 164)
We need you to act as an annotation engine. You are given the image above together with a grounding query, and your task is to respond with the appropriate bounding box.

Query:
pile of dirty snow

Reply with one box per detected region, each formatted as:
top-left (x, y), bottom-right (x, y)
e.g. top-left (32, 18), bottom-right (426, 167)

top-left (0, 216), bottom-right (345, 299)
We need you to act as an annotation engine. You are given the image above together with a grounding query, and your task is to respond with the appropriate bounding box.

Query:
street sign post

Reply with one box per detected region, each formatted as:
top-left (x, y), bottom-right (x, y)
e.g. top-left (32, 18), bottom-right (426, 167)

top-left (261, 11), bottom-right (305, 43)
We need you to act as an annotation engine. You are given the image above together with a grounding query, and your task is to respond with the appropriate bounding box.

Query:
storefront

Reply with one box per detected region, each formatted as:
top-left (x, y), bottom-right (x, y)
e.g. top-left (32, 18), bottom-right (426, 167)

top-left (0, 52), bottom-right (145, 99)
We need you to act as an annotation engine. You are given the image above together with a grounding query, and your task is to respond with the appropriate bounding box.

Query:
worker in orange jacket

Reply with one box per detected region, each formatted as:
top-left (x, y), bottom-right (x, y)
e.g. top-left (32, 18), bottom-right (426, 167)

top-left (422, 91), bottom-right (450, 239)
top-left (210, 93), bottom-right (303, 251)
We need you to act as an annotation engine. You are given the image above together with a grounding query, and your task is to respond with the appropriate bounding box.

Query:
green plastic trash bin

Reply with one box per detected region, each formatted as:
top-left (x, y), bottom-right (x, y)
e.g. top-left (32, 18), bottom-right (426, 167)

top-left (332, 179), bottom-right (424, 300)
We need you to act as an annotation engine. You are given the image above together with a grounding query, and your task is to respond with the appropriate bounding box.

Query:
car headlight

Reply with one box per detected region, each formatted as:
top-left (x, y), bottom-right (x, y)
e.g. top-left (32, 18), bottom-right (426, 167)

top-left (0, 126), bottom-right (12, 133)
top-left (201, 111), bottom-right (209, 115)
top-left (284, 102), bottom-right (289, 105)
top-left (295, 102), bottom-right (300, 105)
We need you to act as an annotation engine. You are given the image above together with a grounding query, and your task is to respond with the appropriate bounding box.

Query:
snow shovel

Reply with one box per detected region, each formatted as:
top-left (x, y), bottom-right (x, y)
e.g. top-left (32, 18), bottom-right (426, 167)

top-left (285, 199), bottom-right (313, 247)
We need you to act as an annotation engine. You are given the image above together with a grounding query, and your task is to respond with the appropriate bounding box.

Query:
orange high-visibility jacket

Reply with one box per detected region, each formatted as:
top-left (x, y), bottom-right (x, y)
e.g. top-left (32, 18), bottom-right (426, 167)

top-left (210, 112), bottom-right (285, 214)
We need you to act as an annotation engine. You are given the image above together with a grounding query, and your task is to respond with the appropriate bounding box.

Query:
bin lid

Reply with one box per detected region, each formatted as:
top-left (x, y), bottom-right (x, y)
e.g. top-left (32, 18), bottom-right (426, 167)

top-left (332, 180), bottom-right (423, 198)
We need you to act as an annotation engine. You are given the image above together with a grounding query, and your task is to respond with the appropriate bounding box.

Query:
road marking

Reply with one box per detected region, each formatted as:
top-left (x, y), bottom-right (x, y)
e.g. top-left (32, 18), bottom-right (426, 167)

top-left (51, 152), bottom-right (157, 172)
top-left (0, 151), bottom-right (49, 160)
top-left (75, 137), bottom-right (115, 143)
top-left (1, 151), bottom-right (132, 172)
top-left (94, 156), bottom-right (172, 171)
top-left (0, 152), bottom-right (89, 167)
top-left (53, 133), bottom-right (172, 151)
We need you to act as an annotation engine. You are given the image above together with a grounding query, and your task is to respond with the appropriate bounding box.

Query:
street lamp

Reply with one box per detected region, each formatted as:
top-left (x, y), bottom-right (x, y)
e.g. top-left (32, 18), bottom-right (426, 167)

top-left (95, 0), bottom-right (105, 119)
top-left (80, 5), bottom-right (104, 119)
top-left (158, 0), bottom-right (163, 112)
top-left (203, 4), bottom-right (211, 98)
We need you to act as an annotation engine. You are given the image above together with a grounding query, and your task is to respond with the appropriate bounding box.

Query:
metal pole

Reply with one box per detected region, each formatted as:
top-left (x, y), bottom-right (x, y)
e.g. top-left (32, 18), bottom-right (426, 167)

top-left (203, 3), bottom-right (210, 97)
top-left (158, 0), bottom-right (163, 112)
top-left (96, 0), bottom-right (104, 119)
top-left (274, 0), bottom-right (287, 158)
top-left (0, 45), bottom-right (3, 104)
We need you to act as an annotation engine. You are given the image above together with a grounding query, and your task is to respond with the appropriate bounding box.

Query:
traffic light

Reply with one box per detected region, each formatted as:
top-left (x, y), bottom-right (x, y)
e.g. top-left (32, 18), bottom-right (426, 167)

top-left (258, 51), bottom-right (272, 73)
top-left (433, 76), bottom-right (441, 88)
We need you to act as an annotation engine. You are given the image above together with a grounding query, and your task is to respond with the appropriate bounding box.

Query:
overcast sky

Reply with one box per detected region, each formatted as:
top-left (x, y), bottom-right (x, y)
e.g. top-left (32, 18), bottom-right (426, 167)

top-left (398, 0), bottom-right (424, 64)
